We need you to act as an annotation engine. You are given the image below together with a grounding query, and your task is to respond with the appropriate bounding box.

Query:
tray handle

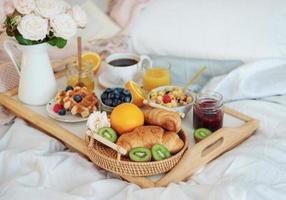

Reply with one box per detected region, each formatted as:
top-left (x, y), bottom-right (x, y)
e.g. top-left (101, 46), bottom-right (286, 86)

top-left (156, 109), bottom-right (259, 187)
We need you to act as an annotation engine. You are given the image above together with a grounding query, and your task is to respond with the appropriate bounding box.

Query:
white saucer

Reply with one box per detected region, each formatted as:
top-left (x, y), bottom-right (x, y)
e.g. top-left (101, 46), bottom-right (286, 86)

top-left (98, 70), bottom-right (143, 88)
top-left (46, 99), bottom-right (88, 123)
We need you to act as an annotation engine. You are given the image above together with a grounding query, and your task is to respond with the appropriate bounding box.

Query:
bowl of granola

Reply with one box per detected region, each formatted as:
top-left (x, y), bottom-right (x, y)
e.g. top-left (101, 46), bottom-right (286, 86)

top-left (147, 85), bottom-right (195, 117)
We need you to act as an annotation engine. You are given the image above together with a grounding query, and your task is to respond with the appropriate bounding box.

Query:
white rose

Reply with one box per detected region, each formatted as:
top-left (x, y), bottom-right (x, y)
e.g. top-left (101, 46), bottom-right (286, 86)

top-left (68, 5), bottom-right (87, 28)
top-left (50, 13), bottom-right (77, 40)
top-left (13, 0), bottom-right (35, 15)
top-left (17, 14), bottom-right (48, 41)
top-left (35, 0), bottom-right (64, 18)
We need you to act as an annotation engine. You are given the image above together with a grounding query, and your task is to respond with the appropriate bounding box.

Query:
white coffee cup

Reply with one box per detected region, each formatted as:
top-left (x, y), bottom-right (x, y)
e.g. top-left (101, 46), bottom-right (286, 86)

top-left (105, 53), bottom-right (152, 85)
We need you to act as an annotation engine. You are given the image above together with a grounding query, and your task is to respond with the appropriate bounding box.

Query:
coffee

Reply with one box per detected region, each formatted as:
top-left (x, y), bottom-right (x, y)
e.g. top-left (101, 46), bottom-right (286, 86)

top-left (109, 59), bottom-right (138, 67)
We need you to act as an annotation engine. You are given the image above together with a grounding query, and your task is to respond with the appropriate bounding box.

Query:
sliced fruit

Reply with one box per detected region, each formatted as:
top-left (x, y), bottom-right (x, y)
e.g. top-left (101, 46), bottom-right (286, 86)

top-left (194, 128), bottom-right (212, 142)
top-left (82, 52), bottom-right (101, 74)
top-left (129, 147), bottom-right (152, 162)
top-left (125, 80), bottom-right (146, 107)
top-left (98, 127), bottom-right (118, 143)
top-left (151, 144), bottom-right (171, 161)
top-left (110, 103), bottom-right (144, 135)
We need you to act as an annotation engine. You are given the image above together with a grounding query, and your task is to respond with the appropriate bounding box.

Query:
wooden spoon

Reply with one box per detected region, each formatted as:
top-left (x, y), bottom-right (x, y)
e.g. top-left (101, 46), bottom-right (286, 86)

top-left (183, 66), bottom-right (206, 91)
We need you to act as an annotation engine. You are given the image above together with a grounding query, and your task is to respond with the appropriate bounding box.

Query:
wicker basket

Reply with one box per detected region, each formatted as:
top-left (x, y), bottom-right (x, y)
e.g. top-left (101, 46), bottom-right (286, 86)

top-left (85, 130), bottom-right (189, 177)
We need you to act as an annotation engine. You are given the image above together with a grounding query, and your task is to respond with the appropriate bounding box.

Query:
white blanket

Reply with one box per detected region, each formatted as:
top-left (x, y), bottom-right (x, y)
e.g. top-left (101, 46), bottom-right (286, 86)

top-left (1, 59), bottom-right (286, 200)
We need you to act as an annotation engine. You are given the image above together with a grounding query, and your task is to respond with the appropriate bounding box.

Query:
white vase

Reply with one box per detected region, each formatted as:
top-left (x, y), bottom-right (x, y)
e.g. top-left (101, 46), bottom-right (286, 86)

top-left (4, 39), bottom-right (57, 106)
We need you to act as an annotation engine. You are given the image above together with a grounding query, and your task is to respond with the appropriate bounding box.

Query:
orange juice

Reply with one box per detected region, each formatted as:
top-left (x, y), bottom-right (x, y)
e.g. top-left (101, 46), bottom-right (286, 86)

top-left (143, 68), bottom-right (171, 91)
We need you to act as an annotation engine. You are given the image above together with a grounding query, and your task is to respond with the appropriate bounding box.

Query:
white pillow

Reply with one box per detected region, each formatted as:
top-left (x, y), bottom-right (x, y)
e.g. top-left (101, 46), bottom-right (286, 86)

top-left (130, 0), bottom-right (286, 61)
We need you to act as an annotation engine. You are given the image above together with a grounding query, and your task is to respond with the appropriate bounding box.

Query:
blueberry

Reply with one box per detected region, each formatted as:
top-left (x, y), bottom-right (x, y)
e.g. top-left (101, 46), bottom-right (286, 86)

top-left (124, 96), bottom-right (131, 102)
top-left (123, 89), bottom-right (130, 95)
top-left (105, 99), bottom-right (113, 106)
top-left (58, 108), bottom-right (66, 116)
top-left (119, 94), bottom-right (125, 101)
top-left (73, 94), bottom-right (82, 103)
top-left (114, 89), bottom-right (120, 95)
top-left (107, 93), bottom-right (114, 99)
top-left (102, 99), bottom-right (108, 105)
top-left (65, 86), bottom-right (74, 91)
top-left (117, 99), bottom-right (122, 104)
top-left (112, 99), bottom-right (119, 107)
top-left (114, 93), bottom-right (120, 99)
top-left (101, 93), bottom-right (107, 100)
top-left (105, 88), bottom-right (113, 93)
top-left (116, 88), bottom-right (124, 92)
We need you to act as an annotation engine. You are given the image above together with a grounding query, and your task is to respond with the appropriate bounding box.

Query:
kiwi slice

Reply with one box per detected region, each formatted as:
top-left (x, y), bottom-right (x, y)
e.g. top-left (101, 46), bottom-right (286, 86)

top-left (98, 127), bottom-right (118, 143)
top-left (129, 147), bottom-right (152, 162)
top-left (151, 144), bottom-right (171, 161)
top-left (194, 128), bottom-right (212, 143)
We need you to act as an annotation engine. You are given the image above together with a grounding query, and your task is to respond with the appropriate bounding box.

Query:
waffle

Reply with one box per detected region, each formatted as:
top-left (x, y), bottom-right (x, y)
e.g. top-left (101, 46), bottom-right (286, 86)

top-left (55, 86), bottom-right (99, 118)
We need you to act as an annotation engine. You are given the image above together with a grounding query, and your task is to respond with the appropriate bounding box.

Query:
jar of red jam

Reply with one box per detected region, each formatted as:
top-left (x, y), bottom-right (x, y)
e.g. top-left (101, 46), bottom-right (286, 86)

top-left (193, 91), bottom-right (224, 132)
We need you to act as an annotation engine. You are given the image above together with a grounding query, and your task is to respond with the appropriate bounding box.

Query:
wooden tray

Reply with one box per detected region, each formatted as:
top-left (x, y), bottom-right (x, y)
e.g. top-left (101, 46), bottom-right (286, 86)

top-left (0, 62), bottom-right (259, 188)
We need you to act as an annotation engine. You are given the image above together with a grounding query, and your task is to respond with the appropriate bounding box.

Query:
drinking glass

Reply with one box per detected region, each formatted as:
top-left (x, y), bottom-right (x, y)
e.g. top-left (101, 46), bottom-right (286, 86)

top-left (143, 60), bottom-right (171, 91)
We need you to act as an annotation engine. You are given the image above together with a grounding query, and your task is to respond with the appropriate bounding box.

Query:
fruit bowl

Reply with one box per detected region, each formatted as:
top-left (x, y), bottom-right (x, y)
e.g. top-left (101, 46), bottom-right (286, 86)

top-left (100, 87), bottom-right (133, 113)
top-left (147, 85), bottom-right (195, 117)
top-left (85, 129), bottom-right (189, 177)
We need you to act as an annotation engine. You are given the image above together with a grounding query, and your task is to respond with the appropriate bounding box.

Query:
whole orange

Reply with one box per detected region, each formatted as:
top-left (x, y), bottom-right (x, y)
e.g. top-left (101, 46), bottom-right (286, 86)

top-left (110, 103), bottom-right (144, 135)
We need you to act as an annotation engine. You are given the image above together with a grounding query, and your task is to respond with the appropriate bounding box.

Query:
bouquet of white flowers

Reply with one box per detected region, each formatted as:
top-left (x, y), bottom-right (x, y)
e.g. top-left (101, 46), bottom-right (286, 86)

top-left (2, 0), bottom-right (87, 48)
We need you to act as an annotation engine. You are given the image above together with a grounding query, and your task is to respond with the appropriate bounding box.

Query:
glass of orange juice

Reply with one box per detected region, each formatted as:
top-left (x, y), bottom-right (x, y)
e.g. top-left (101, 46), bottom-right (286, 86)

top-left (66, 60), bottom-right (95, 92)
top-left (143, 60), bottom-right (171, 91)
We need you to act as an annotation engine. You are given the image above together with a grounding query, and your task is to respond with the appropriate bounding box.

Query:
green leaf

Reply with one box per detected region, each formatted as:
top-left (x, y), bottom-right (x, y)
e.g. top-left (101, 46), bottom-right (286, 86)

top-left (15, 33), bottom-right (33, 45)
top-left (47, 37), bottom-right (67, 48)
top-left (56, 37), bottom-right (67, 48)
top-left (48, 37), bottom-right (57, 46)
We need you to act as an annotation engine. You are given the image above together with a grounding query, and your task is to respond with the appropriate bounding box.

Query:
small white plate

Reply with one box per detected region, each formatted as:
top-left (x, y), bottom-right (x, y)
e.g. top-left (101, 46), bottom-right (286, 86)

top-left (46, 99), bottom-right (88, 123)
top-left (98, 70), bottom-right (143, 88)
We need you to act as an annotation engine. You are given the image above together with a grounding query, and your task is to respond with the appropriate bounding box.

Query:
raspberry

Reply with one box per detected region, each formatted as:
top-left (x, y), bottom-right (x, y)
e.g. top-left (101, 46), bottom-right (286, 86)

top-left (53, 104), bottom-right (63, 113)
top-left (163, 95), bottom-right (171, 104)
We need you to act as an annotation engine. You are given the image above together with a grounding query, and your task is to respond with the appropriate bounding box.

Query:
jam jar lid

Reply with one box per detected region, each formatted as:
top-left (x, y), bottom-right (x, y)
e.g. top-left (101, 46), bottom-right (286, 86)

top-left (194, 91), bottom-right (223, 111)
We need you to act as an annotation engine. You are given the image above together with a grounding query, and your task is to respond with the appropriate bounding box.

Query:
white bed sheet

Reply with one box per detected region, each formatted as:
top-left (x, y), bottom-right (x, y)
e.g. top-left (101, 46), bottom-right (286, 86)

top-left (1, 60), bottom-right (286, 200)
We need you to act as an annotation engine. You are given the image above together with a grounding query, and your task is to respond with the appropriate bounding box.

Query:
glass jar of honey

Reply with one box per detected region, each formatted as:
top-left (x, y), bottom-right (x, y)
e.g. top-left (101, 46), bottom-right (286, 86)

top-left (66, 60), bottom-right (95, 92)
top-left (193, 91), bottom-right (224, 132)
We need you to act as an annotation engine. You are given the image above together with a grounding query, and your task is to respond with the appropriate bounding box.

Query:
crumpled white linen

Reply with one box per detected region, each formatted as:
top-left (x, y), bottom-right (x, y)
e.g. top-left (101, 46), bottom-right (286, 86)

top-left (203, 59), bottom-right (286, 101)
top-left (1, 59), bottom-right (286, 200)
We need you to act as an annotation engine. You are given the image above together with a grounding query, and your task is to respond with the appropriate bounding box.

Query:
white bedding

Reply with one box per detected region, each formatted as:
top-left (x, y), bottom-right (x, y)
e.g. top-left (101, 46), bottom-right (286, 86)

top-left (1, 60), bottom-right (286, 200)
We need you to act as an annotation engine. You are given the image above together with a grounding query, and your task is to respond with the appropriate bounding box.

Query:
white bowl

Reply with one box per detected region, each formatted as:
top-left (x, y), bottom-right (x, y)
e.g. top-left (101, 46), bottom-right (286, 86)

top-left (147, 85), bottom-right (195, 117)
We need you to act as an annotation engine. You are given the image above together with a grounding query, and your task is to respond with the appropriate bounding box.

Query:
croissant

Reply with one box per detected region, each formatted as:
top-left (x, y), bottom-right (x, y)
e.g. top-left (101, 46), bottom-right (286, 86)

top-left (163, 131), bottom-right (185, 154)
top-left (144, 108), bottom-right (181, 132)
top-left (116, 126), bottom-right (184, 154)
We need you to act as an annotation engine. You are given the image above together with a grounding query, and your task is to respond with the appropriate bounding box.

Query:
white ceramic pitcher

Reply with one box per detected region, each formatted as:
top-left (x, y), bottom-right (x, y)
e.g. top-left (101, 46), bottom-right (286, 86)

top-left (4, 39), bottom-right (57, 106)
